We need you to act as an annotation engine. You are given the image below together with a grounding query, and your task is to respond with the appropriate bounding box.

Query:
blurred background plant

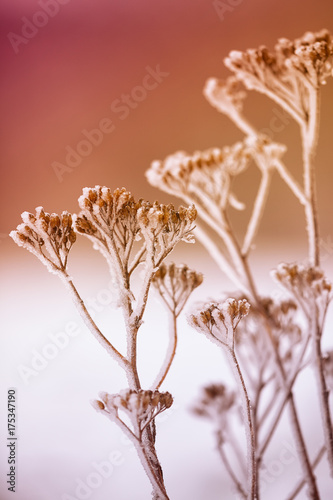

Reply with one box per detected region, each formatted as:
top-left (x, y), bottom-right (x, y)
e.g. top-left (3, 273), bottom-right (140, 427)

top-left (147, 29), bottom-right (333, 499)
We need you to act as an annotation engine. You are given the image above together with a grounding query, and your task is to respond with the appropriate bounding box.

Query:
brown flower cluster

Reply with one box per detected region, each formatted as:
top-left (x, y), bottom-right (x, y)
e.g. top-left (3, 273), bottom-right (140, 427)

top-left (147, 142), bottom-right (253, 213)
top-left (189, 299), bottom-right (250, 349)
top-left (75, 186), bottom-right (197, 270)
top-left (224, 29), bottom-right (333, 123)
top-left (192, 383), bottom-right (237, 426)
top-left (10, 208), bottom-right (76, 273)
top-left (152, 263), bottom-right (203, 316)
top-left (93, 389), bottom-right (173, 435)
top-left (273, 263), bottom-right (332, 317)
top-left (204, 76), bottom-right (247, 115)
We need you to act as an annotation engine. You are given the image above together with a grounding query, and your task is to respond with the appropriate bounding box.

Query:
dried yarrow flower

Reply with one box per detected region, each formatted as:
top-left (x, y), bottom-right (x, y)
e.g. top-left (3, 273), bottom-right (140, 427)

top-left (189, 299), bottom-right (250, 350)
top-left (10, 208), bottom-right (76, 274)
top-left (92, 389), bottom-right (173, 436)
top-left (152, 263), bottom-right (203, 316)
top-left (76, 186), bottom-right (197, 271)
top-left (192, 383), bottom-right (237, 429)
top-left (147, 142), bottom-right (254, 214)
top-left (224, 29), bottom-right (333, 124)
top-left (204, 76), bottom-right (247, 115)
top-left (272, 263), bottom-right (332, 324)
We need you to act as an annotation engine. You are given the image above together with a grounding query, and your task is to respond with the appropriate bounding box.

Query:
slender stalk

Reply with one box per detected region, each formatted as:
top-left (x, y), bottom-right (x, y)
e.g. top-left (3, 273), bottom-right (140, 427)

top-left (258, 333), bottom-right (311, 457)
top-left (300, 88), bottom-right (320, 266)
top-left (227, 347), bottom-right (257, 500)
top-left (273, 159), bottom-right (308, 206)
top-left (216, 432), bottom-right (247, 499)
top-left (152, 311), bottom-right (177, 390)
top-left (59, 272), bottom-right (127, 367)
top-left (287, 399), bottom-right (320, 499)
top-left (287, 446), bottom-right (326, 500)
top-left (194, 224), bottom-right (249, 295)
top-left (260, 317), bottom-right (320, 499)
top-left (242, 168), bottom-right (272, 256)
top-left (313, 321), bottom-right (333, 476)
top-left (133, 435), bottom-right (170, 500)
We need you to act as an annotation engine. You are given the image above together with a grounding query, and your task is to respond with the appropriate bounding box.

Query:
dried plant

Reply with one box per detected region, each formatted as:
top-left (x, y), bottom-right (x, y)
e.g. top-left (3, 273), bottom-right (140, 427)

top-left (189, 299), bottom-right (256, 499)
top-left (151, 263), bottom-right (203, 389)
top-left (9, 27), bottom-right (333, 500)
top-left (147, 29), bottom-right (333, 499)
top-left (10, 186), bottom-right (200, 500)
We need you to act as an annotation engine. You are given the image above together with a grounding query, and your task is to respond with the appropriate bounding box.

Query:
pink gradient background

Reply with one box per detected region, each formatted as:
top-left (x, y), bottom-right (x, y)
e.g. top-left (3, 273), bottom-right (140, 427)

top-left (1, 1), bottom-right (333, 499)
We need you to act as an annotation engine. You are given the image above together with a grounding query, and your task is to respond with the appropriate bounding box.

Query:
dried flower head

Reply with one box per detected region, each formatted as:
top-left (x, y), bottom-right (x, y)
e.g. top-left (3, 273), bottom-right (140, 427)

top-left (189, 298), bottom-right (250, 349)
top-left (147, 142), bottom-right (254, 214)
top-left (93, 389), bottom-right (173, 435)
top-left (204, 76), bottom-right (247, 115)
top-left (224, 29), bottom-right (333, 124)
top-left (264, 297), bottom-right (303, 368)
top-left (10, 208), bottom-right (76, 274)
top-left (272, 263), bottom-right (332, 323)
top-left (76, 186), bottom-right (197, 272)
top-left (152, 263), bottom-right (203, 316)
top-left (192, 383), bottom-right (237, 430)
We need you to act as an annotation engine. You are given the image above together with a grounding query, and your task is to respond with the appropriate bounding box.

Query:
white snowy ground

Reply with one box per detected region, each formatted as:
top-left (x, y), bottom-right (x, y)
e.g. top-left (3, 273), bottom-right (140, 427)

top-left (1, 240), bottom-right (333, 500)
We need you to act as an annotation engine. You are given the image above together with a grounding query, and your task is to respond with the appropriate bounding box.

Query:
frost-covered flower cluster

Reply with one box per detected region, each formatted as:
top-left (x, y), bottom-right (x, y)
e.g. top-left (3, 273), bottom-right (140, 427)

top-left (224, 29), bottom-right (333, 124)
top-left (189, 299), bottom-right (250, 349)
top-left (152, 263), bottom-right (203, 316)
top-left (10, 208), bottom-right (76, 274)
top-left (93, 389), bottom-right (173, 436)
top-left (192, 383), bottom-right (237, 428)
top-left (273, 263), bottom-right (332, 323)
top-left (76, 186), bottom-right (197, 271)
top-left (147, 142), bottom-right (253, 213)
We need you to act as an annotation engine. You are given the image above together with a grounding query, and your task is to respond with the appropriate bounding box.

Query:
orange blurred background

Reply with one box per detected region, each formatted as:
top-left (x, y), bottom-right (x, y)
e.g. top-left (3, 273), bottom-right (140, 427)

top-left (1, 0), bottom-right (333, 256)
top-left (1, 2), bottom-right (333, 499)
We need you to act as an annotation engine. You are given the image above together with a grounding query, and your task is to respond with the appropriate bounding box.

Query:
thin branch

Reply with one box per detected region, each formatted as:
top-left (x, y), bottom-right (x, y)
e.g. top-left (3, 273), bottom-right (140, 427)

top-left (286, 445), bottom-right (326, 500)
top-left (151, 311), bottom-right (178, 390)
top-left (242, 168), bottom-right (272, 256)
top-left (59, 272), bottom-right (127, 367)
top-left (216, 433), bottom-right (247, 499)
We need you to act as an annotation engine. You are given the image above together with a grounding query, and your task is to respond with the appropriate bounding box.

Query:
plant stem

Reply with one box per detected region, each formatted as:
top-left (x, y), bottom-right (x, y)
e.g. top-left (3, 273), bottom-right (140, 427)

top-left (260, 317), bottom-right (320, 499)
top-left (60, 273), bottom-right (127, 366)
top-left (227, 347), bottom-right (257, 500)
top-left (242, 168), bottom-right (272, 257)
top-left (313, 321), bottom-right (333, 476)
top-left (216, 432), bottom-right (247, 499)
top-left (152, 311), bottom-right (177, 390)
top-left (287, 446), bottom-right (326, 500)
top-left (301, 88), bottom-right (320, 266)
top-left (134, 433), bottom-right (170, 500)
top-left (194, 224), bottom-right (249, 295)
